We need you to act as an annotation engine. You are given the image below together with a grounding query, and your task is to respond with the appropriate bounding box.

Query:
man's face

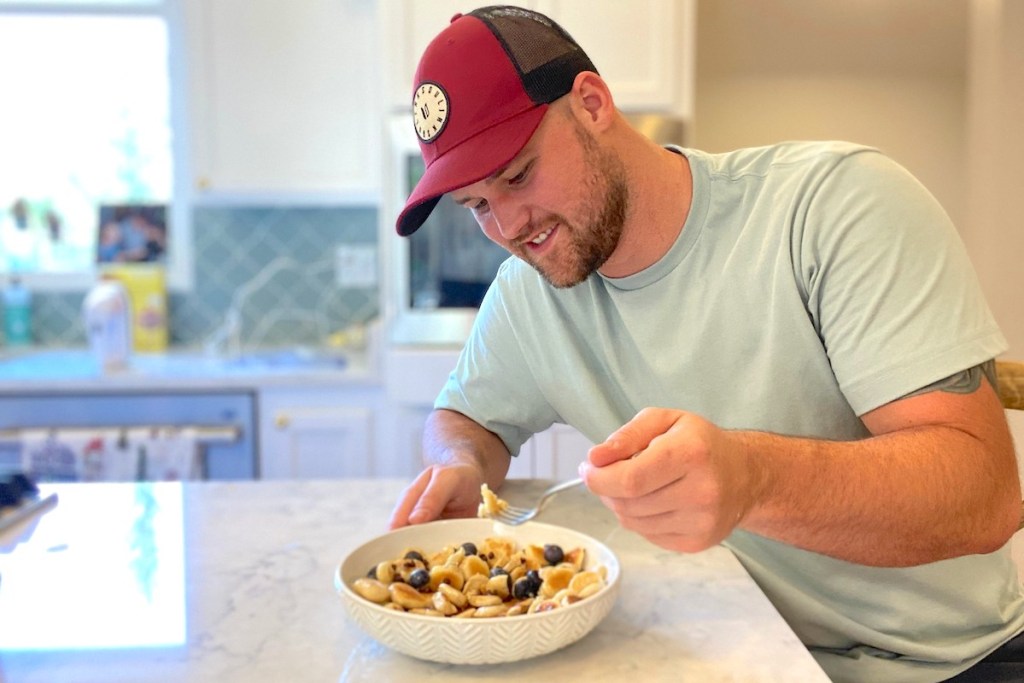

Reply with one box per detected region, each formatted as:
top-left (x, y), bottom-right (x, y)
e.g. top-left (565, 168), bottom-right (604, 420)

top-left (451, 106), bottom-right (628, 288)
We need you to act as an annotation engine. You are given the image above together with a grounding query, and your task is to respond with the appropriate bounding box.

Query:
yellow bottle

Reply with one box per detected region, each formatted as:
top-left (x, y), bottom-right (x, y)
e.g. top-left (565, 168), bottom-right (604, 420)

top-left (102, 264), bottom-right (168, 352)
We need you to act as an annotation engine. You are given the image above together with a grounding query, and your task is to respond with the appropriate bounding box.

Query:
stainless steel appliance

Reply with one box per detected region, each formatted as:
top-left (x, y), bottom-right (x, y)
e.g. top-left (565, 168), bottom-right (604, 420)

top-left (0, 391), bottom-right (257, 480)
top-left (382, 118), bottom-right (508, 346)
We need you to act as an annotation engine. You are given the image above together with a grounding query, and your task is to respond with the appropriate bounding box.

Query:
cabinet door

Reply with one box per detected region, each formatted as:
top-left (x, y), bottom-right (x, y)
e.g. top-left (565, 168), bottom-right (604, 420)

top-left (382, 0), bottom-right (558, 111)
top-left (382, 401), bottom-right (538, 480)
top-left (382, 0), bottom-right (693, 115)
top-left (388, 405), bottom-right (431, 478)
top-left (531, 424), bottom-right (593, 480)
top-left (538, 0), bottom-right (694, 113)
top-left (259, 388), bottom-right (379, 479)
top-left (264, 405), bottom-right (373, 479)
top-left (184, 0), bottom-right (380, 197)
top-left (507, 439), bottom-right (536, 479)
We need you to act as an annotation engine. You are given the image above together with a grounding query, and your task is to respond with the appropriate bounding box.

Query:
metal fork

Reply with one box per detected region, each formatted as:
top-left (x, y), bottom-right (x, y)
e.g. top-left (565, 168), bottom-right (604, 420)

top-left (492, 477), bottom-right (584, 525)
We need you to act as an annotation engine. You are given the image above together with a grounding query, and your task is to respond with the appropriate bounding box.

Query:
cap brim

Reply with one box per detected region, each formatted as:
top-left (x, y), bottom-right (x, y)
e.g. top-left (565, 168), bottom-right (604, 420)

top-left (395, 104), bottom-right (549, 236)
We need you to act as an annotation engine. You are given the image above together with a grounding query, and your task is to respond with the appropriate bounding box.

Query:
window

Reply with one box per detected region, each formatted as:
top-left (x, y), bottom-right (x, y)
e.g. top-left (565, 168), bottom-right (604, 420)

top-left (0, 0), bottom-right (189, 290)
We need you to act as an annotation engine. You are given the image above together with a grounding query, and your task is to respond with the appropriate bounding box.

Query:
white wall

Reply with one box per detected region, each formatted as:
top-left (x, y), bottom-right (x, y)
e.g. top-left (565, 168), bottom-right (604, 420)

top-left (964, 0), bottom-right (1024, 463)
top-left (692, 0), bottom-right (1019, 446)
top-left (964, 0), bottom-right (1024, 359)
top-left (693, 0), bottom-right (967, 226)
top-left (693, 0), bottom-right (1023, 449)
top-left (694, 74), bottom-right (966, 226)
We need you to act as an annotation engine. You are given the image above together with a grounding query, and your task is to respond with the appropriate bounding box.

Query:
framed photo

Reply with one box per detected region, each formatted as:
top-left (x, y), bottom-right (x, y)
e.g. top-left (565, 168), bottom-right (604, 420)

top-left (97, 203), bottom-right (167, 264)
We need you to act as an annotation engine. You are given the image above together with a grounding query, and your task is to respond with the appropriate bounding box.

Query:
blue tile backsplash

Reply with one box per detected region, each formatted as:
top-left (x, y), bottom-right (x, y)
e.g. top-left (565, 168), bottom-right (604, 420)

top-left (23, 206), bottom-right (380, 349)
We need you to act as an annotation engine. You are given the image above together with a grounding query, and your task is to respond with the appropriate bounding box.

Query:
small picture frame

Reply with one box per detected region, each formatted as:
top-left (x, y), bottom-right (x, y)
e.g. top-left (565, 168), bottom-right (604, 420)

top-left (97, 203), bottom-right (168, 264)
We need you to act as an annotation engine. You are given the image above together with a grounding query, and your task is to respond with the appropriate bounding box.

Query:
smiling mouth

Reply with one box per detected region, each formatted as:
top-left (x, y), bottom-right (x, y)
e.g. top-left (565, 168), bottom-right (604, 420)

top-left (525, 226), bottom-right (555, 249)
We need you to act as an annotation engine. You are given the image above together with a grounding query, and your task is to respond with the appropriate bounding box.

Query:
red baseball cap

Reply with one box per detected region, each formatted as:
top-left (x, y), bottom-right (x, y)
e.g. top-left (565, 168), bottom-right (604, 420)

top-left (395, 6), bottom-right (598, 236)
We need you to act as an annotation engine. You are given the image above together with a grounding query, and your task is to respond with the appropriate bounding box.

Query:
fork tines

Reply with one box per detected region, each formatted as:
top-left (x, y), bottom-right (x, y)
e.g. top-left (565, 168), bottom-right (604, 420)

top-left (494, 506), bottom-right (534, 524)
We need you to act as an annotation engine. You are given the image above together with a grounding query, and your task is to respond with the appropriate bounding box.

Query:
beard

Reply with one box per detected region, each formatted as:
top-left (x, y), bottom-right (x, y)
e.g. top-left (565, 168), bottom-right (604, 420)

top-left (519, 123), bottom-right (629, 289)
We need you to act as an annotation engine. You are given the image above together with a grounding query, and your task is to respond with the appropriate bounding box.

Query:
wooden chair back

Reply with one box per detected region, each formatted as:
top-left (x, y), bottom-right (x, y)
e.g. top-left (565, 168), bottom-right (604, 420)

top-left (994, 361), bottom-right (1024, 529)
top-left (998, 360), bottom-right (1024, 412)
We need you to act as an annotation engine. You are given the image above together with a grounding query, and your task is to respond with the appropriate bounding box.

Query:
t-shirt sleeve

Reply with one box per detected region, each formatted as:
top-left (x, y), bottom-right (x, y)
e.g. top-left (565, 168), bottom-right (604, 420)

top-left (798, 150), bottom-right (1006, 415)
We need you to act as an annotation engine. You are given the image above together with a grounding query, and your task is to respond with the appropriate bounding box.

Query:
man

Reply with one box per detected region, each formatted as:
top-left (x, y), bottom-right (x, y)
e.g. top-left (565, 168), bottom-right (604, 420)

top-left (388, 6), bottom-right (1024, 682)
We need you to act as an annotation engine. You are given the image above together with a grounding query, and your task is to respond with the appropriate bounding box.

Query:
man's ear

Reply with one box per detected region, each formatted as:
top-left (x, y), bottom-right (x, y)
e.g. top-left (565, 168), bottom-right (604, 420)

top-left (570, 71), bottom-right (615, 129)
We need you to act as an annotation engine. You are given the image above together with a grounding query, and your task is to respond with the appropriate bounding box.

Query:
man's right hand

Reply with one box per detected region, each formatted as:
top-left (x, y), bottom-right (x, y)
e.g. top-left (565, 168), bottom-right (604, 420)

top-left (388, 462), bottom-right (487, 529)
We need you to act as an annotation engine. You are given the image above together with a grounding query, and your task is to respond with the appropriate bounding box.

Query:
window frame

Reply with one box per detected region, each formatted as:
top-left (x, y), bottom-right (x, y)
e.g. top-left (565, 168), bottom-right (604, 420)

top-left (0, 0), bottom-right (193, 292)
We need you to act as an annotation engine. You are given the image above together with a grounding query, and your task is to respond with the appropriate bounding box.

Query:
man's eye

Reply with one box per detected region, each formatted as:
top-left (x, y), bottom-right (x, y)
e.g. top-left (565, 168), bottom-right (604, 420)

top-left (508, 166), bottom-right (530, 185)
top-left (471, 199), bottom-right (489, 212)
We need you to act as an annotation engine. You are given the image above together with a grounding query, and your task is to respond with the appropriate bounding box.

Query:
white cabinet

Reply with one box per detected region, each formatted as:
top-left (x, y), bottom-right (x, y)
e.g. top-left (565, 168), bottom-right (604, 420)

top-left (383, 347), bottom-right (592, 480)
top-left (383, 400), bottom-right (588, 481)
top-left (388, 404), bottom-right (434, 477)
top-left (182, 0), bottom-right (381, 199)
top-left (380, 0), bottom-right (694, 116)
top-left (523, 424), bottom-right (593, 480)
top-left (536, 0), bottom-right (694, 114)
top-left (381, 400), bottom-right (532, 479)
top-left (507, 439), bottom-right (536, 479)
top-left (382, 347), bottom-right (447, 478)
top-left (258, 386), bottom-right (382, 479)
top-left (379, 0), bottom-right (498, 111)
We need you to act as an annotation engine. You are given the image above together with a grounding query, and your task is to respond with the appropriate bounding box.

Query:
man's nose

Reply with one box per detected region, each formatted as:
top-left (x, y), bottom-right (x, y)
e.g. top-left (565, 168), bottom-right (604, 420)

top-left (490, 196), bottom-right (527, 241)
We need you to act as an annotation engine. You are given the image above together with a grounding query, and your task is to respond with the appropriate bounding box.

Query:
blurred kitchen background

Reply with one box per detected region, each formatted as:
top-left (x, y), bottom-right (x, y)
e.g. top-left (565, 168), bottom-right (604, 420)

top-left (20, 206), bottom-right (379, 348)
top-left (0, 0), bottom-right (1020, 481)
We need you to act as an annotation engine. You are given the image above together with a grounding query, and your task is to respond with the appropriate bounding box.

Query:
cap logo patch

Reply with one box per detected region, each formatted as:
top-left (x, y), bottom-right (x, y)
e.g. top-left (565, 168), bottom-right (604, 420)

top-left (412, 82), bottom-right (450, 143)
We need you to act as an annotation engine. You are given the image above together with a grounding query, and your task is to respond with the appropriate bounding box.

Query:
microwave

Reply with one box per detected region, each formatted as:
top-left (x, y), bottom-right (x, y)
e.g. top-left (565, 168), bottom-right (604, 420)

top-left (380, 117), bottom-right (509, 346)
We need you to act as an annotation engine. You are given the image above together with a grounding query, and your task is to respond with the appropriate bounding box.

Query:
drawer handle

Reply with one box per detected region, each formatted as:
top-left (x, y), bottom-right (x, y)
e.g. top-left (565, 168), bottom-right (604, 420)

top-left (275, 413), bottom-right (291, 429)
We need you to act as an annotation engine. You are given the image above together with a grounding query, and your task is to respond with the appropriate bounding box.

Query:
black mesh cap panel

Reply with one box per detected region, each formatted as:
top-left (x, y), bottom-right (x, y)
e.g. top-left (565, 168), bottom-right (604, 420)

top-left (469, 5), bottom-right (598, 104)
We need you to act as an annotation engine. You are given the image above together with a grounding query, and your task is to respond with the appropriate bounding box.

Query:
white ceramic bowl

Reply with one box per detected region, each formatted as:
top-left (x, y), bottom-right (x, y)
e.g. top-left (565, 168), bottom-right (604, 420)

top-left (335, 518), bottom-right (621, 665)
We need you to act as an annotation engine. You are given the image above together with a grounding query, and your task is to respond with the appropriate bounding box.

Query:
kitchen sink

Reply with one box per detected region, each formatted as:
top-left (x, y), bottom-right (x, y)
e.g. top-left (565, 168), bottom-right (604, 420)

top-left (220, 348), bottom-right (347, 370)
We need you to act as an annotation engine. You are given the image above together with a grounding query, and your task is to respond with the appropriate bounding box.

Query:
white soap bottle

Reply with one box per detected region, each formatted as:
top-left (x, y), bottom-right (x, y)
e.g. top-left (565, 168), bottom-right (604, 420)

top-left (82, 278), bottom-right (132, 372)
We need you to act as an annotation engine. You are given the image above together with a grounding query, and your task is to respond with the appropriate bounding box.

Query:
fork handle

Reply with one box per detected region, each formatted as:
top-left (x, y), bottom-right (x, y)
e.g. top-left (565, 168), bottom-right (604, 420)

top-left (546, 477), bottom-right (584, 496)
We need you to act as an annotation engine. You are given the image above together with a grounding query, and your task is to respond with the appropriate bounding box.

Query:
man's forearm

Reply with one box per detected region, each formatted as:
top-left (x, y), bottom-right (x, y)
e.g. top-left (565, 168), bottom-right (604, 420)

top-left (738, 424), bottom-right (1020, 567)
top-left (423, 408), bottom-right (512, 488)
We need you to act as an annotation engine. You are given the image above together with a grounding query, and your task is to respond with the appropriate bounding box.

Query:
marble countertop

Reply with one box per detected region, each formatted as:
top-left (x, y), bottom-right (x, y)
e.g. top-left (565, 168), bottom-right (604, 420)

top-left (0, 479), bottom-right (829, 682)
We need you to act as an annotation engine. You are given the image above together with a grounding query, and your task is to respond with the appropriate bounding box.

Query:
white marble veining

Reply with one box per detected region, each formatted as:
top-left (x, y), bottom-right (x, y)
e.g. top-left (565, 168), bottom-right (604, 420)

top-left (0, 480), bottom-right (829, 682)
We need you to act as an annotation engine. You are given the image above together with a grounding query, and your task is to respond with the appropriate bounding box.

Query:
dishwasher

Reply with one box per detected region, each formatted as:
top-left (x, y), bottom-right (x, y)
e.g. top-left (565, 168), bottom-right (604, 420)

top-left (0, 391), bottom-right (257, 480)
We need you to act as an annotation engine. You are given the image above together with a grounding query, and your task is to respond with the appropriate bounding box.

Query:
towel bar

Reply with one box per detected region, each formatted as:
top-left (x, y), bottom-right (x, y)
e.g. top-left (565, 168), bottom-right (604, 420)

top-left (0, 424), bottom-right (241, 447)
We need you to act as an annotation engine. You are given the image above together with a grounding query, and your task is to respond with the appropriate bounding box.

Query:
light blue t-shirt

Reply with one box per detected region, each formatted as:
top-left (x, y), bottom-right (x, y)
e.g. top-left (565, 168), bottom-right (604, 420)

top-left (436, 141), bottom-right (1022, 682)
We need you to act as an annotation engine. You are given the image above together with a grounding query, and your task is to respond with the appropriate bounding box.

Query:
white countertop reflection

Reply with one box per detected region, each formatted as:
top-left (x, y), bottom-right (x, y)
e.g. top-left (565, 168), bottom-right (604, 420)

top-left (0, 480), bottom-right (829, 682)
top-left (0, 484), bottom-right (185, 651)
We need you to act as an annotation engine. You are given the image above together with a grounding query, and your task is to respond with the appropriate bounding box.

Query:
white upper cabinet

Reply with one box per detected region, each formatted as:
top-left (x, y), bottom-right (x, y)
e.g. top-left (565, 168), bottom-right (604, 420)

top-left (538, 0), bottom-right (694, 114)
top-left (181, 1), bottom-right (692, 199)
top-left (379, 0), bottom-right (501, 113)
top-left (381, 0), bottom-right (694, 118)
top-left (182, 0), bottom-right (381, 200)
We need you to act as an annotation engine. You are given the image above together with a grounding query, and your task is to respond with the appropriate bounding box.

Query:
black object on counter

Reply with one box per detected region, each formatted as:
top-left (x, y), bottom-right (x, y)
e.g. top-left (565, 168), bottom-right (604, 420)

top-left (0, 472), bottom-right (40, 508)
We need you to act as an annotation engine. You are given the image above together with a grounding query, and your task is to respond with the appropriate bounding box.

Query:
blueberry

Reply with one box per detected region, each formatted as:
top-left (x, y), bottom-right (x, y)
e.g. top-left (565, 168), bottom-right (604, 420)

top-left (526, 570), bottom-right (543, 593)
top-left (461, 542), bottom-right (478, 557)
top-left (403, 550), bottom-right (425, 563)
top-left (543, 544), bottom-right (564, 565)
top-left (408, 568), bottom-right (430, 590)
top-left (366, 566), bottom-right (377, 579)
top-left (512, 576), bottom-right (537, 600)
